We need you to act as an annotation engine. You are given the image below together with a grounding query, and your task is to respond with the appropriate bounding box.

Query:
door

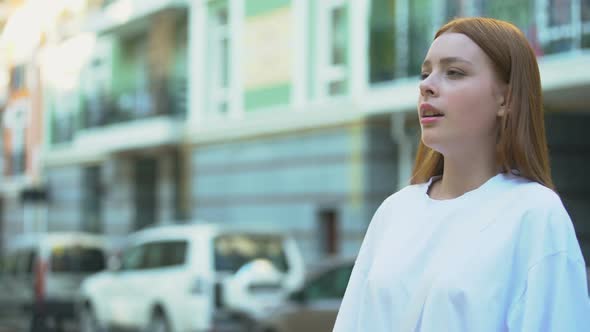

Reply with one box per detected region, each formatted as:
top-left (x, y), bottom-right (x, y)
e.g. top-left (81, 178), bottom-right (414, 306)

top-left (134, 157), bottom-right (158, 230)
top-left (108, 243), bottom-right (149, 328)
top-left (318, 209), bottom-right (340, 256)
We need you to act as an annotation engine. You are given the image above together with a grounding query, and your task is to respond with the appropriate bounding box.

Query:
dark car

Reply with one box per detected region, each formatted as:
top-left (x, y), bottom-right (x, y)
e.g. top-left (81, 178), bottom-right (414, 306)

top-left (254, 257), bottom-right (354, 332)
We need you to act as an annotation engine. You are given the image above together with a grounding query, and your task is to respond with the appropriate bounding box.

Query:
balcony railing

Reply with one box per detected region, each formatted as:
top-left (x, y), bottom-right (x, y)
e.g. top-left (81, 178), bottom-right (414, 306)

top-left (81, 77), bottom-right (187, 129)
top-left (369, 0), bottom-right (589, 84)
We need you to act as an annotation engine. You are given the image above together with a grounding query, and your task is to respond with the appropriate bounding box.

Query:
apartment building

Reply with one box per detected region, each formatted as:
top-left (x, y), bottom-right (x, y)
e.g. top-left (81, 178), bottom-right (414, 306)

top-left (2, 0), bottom-right (587, 263)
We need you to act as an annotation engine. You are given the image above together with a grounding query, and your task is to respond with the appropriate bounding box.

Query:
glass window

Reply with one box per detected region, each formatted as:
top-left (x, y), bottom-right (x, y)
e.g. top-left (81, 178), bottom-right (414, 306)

top-left (549, 0), bottom-right (572, 26)
top-left (50, 246), bottom-right (106, 273)
top-left (24, 251), bottom-right (36, 274)
top-left (209, 2), bottom-right (231, 115)
top-left (120, 244), bottom-right (147, 271)
top-left (369, 0), bottom-right (396, 83)
top-left (584, 0), bottom-right (590, 21)
top-left (214, 234), bottom-right (289, 273)
top-left (328, 81), bottom-right (347, 95)
top-left (582, 0), bottom-right (590, 48)
top-left (477, 0), bottom-right (534, 31)
top-left (9, 65), bottom-right (26, 90)
top-left (475, 0), bottom-right (542, 54)
top-left (134, 157), bottom-right (158, 230)
top-left (408, 0), bottom-right (433, 76)
top-left (160, 241), bottom-right (188, 267)
top-left (143, 241), bottom-right (188, 269)
top-left (82, 166), bottom-right (102, 233)
top-left (445, 0), bottom-right (464, 21)
top-left (4, 254), bottom-right (18, 275)
top-left (324, 2), bottom-right (349, 96)
top-left (541, 0), bottom-right (576, 53)
top-left (304, 263), bottom-right (354, 301)
top-left (11, 250), bottom-right (36, 275)
top-left (331, 6), bottom-right (348, 66)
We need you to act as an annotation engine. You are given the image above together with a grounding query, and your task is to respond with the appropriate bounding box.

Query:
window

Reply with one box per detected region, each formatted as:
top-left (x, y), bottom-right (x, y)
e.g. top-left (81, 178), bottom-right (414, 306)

top-left (24, 251), bottom-right (36, 274)
top-left (121, 244), bottom-right (147, 271)
top-left (143, 241), bottom-right (188, 269)
top-left (209, 1), bottom-right (231, 115)
top-left (320, 0), bottom-right (349, 96)
top-left (475, 0), bottom-right (538, 53)
top-left (369, 0), bottom-right (432, 81)
top-left (9, 65), bottom-right (26, 91)
top-left (408, 0), bottom-right (433, 76)
top-left (304, 263), bottom-right (354, 301)
top-left (444, 0), bottom-right (465, 21)
top-left (318, 209), bottom-right (339, 255)
top-left (214, 234), bottom-right (289, 273)
top-left (584, 0), bottom-right (590, 47)
top-left (369, 0), bottom-right (396, 83)
top-left (134, 157), bottom-right (158, 230)
top-left (3, 253), bottom-right (18, 275)
top-left (537, 0), bottom-right (590, 53)
top-left (82, 166), bottom-right (102, 233)
top-left (119, 33), bottom-right (151, 118)
top-left (50, 246), bottom-right (105, 272)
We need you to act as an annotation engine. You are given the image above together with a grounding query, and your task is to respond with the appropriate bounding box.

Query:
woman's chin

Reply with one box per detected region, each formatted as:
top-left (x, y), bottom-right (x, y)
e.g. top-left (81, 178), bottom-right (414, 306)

top-left (421, 134), bottom-right (443, 150)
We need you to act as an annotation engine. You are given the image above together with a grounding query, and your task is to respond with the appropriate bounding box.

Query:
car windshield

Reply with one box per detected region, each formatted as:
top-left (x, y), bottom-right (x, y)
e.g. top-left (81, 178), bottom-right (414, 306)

top-left (50, 246), bottom-right (106, 273)
top-left (214, 234), bottom-right (289, 273)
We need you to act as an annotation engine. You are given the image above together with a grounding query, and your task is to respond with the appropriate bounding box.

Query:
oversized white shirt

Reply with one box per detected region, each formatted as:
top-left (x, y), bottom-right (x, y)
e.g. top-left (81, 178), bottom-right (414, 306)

top-left (334, 172), bottom-right (590, 331)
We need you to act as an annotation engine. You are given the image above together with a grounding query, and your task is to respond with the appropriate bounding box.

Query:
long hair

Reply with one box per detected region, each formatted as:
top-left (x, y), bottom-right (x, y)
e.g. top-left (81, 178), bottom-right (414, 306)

top-left (410, 17), bottom-right (554, 190)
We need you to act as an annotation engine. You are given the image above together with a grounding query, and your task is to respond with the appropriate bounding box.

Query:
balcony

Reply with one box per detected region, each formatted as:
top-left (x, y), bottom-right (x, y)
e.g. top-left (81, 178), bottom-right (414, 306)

top-left (86, 0), bottom-right (188, 34)
top-left (81, 77), bottom-right (187, 129)
top-left (364, 0), bottom-right (590, 115)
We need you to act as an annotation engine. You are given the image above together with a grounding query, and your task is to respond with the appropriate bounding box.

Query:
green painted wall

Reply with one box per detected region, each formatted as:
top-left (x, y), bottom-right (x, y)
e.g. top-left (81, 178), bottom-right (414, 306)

top-left (245, 0), bottom-right (290, 17)
top-left (244, 0), bottom-right (293, 111)
top-left (245, 83), bottom-right (291, 110)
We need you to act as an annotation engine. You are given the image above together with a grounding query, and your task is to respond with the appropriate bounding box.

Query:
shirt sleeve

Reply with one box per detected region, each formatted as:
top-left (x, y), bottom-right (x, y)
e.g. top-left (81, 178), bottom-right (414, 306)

top-left (507, 251), bottom-right (590, 331)
top-left (332, 198), bottom-right (391, 332)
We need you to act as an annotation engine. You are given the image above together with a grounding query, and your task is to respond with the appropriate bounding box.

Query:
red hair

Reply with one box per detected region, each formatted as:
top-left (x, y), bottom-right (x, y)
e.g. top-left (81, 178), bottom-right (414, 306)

top-left (410, 17), bottom-right (554, 190)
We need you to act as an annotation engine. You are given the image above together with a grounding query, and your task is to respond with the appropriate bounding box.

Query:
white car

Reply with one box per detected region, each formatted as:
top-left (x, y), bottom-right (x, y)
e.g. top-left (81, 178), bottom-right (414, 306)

top-left (78, 222), bottom-right (305, 332)
top-left (0, 232), bottom-right (109, 331)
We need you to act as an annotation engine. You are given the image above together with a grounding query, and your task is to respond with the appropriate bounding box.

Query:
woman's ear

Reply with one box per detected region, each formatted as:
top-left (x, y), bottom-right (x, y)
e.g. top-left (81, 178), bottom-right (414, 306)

top-left (497, 100), bottom-right (507, 117)
top-left (495, 83), bottom-right (508, 117)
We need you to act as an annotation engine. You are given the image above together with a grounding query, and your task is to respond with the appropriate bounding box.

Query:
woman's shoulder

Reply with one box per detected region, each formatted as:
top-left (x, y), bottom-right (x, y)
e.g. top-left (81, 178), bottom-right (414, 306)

top-left (497, 173), bottom-right (563, 212)
top-left (369, 182), bottom-right (428, 224)
top-left (383, 181), bottom-right (429, 205)
top-left (498, 174), bottom-right (582, 261)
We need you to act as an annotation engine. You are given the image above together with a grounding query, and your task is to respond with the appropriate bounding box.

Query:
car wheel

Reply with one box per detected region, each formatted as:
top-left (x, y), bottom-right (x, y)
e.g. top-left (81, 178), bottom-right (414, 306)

top-left (147, 312), bottom-right (170, 332)
top-left (79, 306), bottom-right (102, 332)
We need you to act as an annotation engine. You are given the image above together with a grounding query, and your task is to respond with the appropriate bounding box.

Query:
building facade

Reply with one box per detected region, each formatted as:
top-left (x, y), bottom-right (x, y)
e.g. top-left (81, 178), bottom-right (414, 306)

top-left (1, 0), bottom-right (588, 264)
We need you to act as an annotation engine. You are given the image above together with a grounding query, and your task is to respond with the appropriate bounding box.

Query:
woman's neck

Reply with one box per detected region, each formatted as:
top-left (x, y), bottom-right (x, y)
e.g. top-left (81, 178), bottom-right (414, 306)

top-left (429, 150), bottom-right (499, 200)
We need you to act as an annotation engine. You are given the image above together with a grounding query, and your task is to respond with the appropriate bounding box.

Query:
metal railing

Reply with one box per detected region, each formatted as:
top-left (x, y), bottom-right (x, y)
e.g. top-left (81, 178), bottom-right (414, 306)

top-left (80, 77), bottom-right (187, 129)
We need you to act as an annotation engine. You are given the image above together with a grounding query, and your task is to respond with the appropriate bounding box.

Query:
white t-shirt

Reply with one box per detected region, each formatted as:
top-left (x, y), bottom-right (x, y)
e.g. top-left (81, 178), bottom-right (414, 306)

top-left (334, 172), bottom-right (590, 332)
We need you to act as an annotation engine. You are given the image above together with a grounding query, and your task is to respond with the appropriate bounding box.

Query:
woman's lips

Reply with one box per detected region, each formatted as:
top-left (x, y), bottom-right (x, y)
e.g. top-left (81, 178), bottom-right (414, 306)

top-left (419, 103), bottom-right (444, 125)
top-left (420, 116), bottom-right (443, 125)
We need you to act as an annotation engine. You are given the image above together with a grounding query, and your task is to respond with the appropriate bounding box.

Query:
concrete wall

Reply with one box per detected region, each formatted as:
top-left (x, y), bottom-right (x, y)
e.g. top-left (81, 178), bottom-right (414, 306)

top-left (190, 118), bottom-right (397, 263)
top-left (546, 112), bottom-right (590, 263)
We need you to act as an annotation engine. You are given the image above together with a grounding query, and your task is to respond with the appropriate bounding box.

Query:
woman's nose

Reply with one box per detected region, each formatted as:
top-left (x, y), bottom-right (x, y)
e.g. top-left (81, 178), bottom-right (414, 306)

top-left (419, 76), bottom-right (438, 97)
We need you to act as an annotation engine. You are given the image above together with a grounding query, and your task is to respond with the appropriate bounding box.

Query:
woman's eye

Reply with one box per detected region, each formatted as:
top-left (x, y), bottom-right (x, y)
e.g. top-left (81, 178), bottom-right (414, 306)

top-left (447, 69), bottom-right (464, 77)
top-left (420, 72), bottom-right (430, 80)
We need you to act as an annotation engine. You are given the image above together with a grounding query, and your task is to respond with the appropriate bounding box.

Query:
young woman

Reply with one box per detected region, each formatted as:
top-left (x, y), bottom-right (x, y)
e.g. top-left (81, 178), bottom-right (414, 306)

top-left (334, 17), bottom-right (590, 331)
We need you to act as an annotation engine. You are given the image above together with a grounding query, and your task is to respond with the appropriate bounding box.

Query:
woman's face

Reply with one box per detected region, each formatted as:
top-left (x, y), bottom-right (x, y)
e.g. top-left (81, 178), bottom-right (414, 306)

top-left (418, 32), bottom-right (506, 155)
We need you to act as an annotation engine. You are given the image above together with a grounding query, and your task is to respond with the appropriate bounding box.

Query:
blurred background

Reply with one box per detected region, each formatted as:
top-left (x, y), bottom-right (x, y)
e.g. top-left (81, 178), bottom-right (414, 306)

top-left (0, 0), bottom-right (588, 331)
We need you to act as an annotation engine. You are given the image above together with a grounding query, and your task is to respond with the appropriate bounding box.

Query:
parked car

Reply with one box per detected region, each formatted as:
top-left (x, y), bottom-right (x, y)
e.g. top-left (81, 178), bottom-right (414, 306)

top-left (0, 232), bottom-right (109, 331)
top-left (254, 257), bottom-right (354, 332)
top-left (77, 222), bottom-right (305, 332)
